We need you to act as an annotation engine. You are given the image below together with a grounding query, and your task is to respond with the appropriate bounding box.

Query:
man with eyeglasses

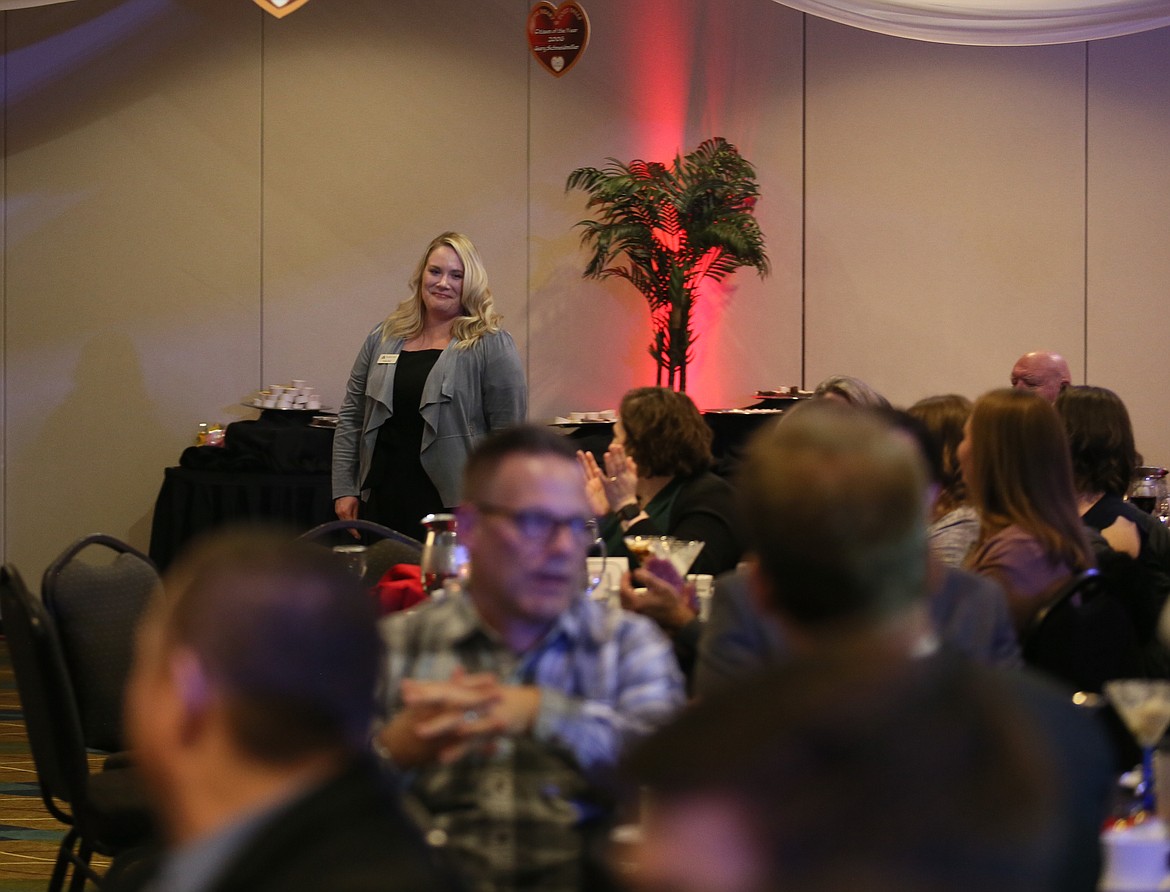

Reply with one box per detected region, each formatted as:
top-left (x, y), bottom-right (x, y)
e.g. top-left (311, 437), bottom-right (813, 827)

top-left (375, 425), bottom-right (685, 892)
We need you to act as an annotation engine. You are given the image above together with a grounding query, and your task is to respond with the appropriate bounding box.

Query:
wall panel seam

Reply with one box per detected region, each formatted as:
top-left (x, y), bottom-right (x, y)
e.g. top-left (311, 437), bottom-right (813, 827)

top-left (800, 13), bottom-right (807, 389)
top-left (259, 14), bottom-right (266, 387)
top-left (1082, 40), bottom-right (1089, 384)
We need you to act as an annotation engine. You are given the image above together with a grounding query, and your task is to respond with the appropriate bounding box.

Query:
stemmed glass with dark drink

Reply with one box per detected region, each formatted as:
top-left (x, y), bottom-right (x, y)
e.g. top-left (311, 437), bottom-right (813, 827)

top-left (1127, 467), bottom-right (1169, 520)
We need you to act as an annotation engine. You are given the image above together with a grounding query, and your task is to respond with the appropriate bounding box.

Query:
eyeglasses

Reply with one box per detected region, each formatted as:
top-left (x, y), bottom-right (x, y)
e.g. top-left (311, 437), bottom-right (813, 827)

top-left (473, 502), bottom-right (598, 546)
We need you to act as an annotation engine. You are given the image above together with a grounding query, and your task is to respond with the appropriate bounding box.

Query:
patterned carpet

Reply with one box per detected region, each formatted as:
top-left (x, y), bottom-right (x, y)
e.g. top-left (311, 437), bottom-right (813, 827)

top-left (0, 638), bottom-right (107, 890)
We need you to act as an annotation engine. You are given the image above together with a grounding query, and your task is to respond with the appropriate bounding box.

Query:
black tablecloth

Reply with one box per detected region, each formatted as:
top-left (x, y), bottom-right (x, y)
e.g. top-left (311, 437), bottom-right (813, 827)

top-left (148, 466), bottom-right (334, 571)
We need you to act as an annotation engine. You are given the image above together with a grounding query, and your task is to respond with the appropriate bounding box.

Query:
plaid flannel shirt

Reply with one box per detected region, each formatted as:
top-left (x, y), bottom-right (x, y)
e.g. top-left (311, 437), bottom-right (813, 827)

top-left (379, 590), bottom-right (685, 892)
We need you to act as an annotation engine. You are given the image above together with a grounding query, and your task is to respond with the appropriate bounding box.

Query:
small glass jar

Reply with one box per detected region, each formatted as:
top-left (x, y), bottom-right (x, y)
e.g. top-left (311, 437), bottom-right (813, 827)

top-left (420, 514), bottom-right (465, 596)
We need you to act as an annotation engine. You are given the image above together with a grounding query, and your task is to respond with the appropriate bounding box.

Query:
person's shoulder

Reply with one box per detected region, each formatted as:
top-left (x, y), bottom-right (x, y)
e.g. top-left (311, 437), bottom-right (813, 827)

top-left (573, 596), bottom-right (675, 652)
top-left (688, 470), bottom-right (733, 491)
top-left (469, 327), bottom-right (517, 352)
top-left (215, 759), bottom-right (466, 892)
top-left (380, 593), bottom-right (468, 641)
top-left (363, 322), bottom-right (397, 344)
top-left (972, 660), bottom-right (1111, 757)
top-left (931, 504), bottom-right (979, 531)
top-left (677, 471), bottom-right (736, 505)
top-left (938, 563), bottom-right (1006, 600)
top-left (982, 524), bottom-right (1047, 556)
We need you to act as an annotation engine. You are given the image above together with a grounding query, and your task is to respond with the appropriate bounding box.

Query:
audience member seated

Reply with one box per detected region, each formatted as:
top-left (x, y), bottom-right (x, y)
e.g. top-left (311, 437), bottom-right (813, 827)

top-left (1056, 384), bottom-right (1170, 678)
top-left (628, 656), bottom-right (1069, 892)
top-left (908, 393), bottom-right (979, 566)
top-left (960, 388), bottom-right (1095, 632)
top-left (695, 405), bottom-right (1020, 694)
top-left (377, 426), bottom-right (684, 892)
top-left (1056, 385), bottom-right (1170, 573)
top-left (678, 402), bottom-right (1111, 892)
top-left (811, 373), bottom-right (890, 408)
top-left (1010, 350), bottom-right (1072, 402)
top-left (107, 530), bottom-right (463, 892)
top-left (578, 387), bottom-right (744, 577)
top-left (577, 387), bottom-right (744, 679)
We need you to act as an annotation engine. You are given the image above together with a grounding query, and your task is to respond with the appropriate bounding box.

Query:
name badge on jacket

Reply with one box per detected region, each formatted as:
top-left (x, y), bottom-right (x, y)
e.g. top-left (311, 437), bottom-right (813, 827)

top-left (377, 354), bottom-right (398, 365)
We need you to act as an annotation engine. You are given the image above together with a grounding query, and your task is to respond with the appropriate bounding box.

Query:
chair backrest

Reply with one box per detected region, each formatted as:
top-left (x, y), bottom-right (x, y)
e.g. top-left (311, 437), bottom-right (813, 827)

top-left (298, 519), bottom-right (423, 584)
top-left (41, 534), bottom-right (159, 753)
top-left (299, 518), bottom-right (424, 549)
top-left (363, 538), bottom-right (425, 586)
top-left (1022, 568), bottom-right (1146, 692)
top-left (0, 564), bottom-right (91, 828)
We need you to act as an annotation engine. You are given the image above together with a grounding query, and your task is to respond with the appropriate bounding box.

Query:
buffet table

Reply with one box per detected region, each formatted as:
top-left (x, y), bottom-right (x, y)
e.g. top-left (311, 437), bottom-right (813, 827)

top-left (148, 466), bottom-right (334, 571)
top-left (148, 408), bottom-right (336, 570)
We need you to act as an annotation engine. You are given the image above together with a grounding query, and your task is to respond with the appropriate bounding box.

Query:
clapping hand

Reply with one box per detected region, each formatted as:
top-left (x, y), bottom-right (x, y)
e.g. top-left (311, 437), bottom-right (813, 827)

top-left (577, 444), bottom-right (639, 514)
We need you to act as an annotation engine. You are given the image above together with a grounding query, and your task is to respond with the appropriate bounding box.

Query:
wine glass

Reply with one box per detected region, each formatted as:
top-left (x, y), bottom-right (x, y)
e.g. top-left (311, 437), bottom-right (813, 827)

top-left (332, 544), bottom-right (368, 579)
top-left (623, 536), bottom-right (705, 577)
top-left (584, 519), bottom-right (608, 599)
top-left (1105, 679), bottom-right (1170, 816)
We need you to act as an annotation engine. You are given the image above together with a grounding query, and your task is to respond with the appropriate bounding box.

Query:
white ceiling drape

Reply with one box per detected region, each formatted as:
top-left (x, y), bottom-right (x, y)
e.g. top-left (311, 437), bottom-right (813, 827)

top-left (770, 0), bottom-right (1170, 44)
top-left (0, 0), bottom-right (1163, 46)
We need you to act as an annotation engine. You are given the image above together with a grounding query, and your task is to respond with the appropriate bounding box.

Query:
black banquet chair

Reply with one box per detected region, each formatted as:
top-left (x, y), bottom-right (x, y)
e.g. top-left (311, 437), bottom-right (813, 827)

top-left (298, 518), bottom-right (424, 585)
top-left (0, 564), bottom-right (153, 892)
top-left (1022, 567), bottom-right (1146, 693)
top-left (41, 534), bottom-right (160, 754)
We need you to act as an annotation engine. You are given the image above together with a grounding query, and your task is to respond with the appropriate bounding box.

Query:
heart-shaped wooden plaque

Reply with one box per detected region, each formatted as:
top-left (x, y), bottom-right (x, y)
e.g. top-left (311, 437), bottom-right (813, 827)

top-left (253, 0), bottom-right (312, 18)
top-left (527, 1), bottom-right (590, 78)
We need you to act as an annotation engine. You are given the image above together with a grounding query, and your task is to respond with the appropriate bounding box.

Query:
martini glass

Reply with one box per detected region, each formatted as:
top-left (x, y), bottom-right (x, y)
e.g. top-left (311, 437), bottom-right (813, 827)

top-left (1105, 679), bottom-right (1170, 815)
top-left (623, 536), bottom-right (705, 578)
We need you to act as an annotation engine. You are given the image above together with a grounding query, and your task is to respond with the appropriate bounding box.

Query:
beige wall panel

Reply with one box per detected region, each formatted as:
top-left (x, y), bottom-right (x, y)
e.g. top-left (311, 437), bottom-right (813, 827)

top-left (804, 20), bottom-right (1086, 407)
top-left (1086, 28), bottom-right (1170, 467)
top-left (259, 0), bottom-right (530, 413)
top-left (3, 0), bottom-right (261, 578)
top-left (528, 0), bottom-right (804, 417)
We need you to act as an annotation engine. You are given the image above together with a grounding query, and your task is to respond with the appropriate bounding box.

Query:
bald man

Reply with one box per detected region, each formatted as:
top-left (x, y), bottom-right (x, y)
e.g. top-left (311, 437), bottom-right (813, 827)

top-left (1010, 351), bottom-right (1071, 402)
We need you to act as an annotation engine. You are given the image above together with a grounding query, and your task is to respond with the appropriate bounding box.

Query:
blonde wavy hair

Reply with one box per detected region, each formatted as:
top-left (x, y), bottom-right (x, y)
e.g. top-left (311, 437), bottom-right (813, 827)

top-left (380, 232), bottom-right (502, 348)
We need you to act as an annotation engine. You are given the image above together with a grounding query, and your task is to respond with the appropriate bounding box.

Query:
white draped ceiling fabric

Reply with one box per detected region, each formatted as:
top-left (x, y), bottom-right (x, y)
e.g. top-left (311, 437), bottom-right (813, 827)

top-left (1, 0), bottom-right (1164, 44)
top-left (771, 0), bottom-right (1170, 44)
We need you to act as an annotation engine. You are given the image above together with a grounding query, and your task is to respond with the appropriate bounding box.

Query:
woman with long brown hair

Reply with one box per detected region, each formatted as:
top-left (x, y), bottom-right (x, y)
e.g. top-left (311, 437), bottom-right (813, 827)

top-left (959, 388), bottom-right (1095, 631)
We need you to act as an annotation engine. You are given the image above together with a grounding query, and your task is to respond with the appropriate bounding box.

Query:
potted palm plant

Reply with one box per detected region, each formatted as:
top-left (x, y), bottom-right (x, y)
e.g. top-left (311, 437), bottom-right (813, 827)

top-left (566, 137), bottom-right (769, 391)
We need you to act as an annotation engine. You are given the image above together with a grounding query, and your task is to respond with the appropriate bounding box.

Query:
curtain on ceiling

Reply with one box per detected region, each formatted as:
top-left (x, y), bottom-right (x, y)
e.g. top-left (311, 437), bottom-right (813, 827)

top-left (771, 0), bottom-right (1170, 44)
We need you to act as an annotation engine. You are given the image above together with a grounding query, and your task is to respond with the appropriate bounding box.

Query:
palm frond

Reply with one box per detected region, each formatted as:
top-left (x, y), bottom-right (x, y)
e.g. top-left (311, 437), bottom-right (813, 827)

top-left (566, 137), bottom-right (770, 391)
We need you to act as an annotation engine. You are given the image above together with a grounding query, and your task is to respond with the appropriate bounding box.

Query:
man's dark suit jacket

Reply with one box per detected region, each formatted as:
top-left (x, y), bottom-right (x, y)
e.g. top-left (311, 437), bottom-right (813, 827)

top-left (105, 756), bottom-right (466, 892)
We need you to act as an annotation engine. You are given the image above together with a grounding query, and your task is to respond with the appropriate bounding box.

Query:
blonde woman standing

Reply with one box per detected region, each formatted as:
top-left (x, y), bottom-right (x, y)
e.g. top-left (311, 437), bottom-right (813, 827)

top-left (332, 232), bottom-right (526, 540)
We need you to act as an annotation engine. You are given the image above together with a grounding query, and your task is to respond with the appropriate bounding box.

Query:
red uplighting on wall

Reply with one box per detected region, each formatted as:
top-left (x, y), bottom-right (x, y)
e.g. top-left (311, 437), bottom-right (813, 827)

top-left (620, 2), bottom-right (743, 409)
top-left (626, 0), bottom-right (691, 161)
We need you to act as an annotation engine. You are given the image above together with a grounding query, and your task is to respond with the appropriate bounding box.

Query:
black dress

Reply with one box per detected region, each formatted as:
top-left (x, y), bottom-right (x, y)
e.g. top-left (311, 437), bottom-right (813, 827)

top-left (364, 350), bottom-right (444, 541)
